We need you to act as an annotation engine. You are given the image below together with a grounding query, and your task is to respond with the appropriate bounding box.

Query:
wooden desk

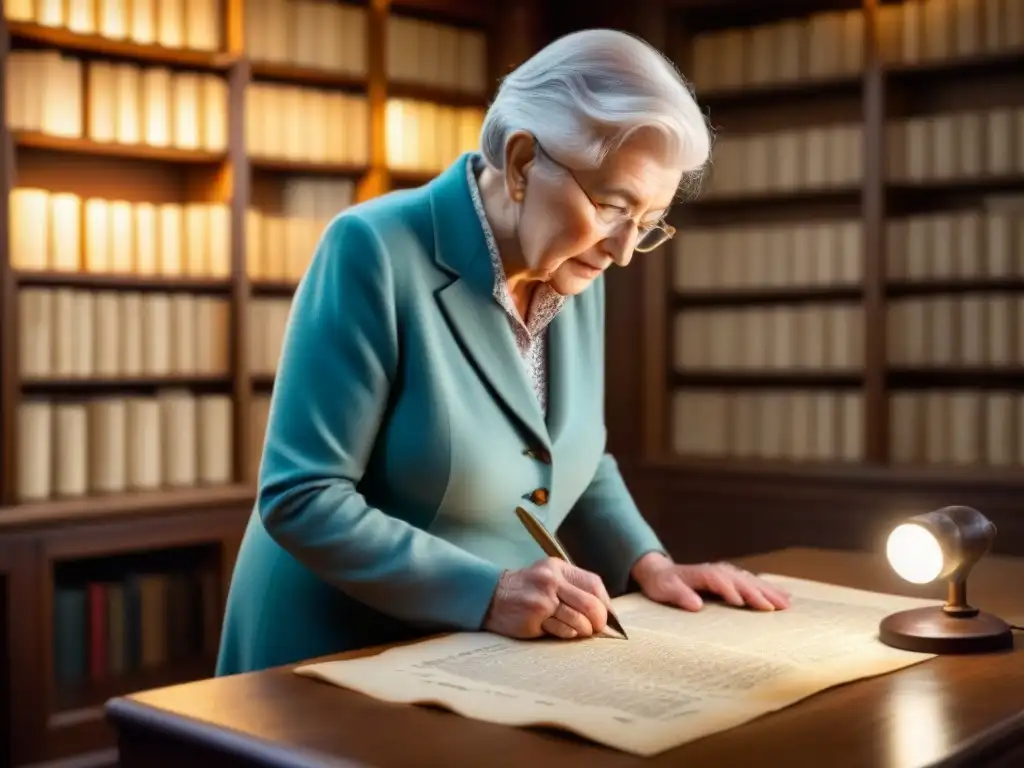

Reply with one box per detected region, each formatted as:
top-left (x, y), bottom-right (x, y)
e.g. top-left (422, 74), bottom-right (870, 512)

top-left (106, 547), bottom-right (1024, 768)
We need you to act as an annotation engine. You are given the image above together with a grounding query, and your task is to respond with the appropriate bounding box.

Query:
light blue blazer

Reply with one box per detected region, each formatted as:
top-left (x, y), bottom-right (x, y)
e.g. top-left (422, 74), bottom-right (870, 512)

top-left (216, 153), bottom-right (666, 675)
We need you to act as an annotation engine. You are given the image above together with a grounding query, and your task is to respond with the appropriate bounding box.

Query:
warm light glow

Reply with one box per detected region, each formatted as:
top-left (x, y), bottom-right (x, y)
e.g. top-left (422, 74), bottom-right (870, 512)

top-left (887, 523), bottom-right (944, 584)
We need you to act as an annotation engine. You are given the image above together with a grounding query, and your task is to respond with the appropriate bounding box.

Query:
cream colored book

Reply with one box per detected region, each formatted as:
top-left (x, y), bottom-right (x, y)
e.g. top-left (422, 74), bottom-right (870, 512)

top-left (207, 203), bottom-right (231, 277)
top-left (184, 203), bottom-right (209, 276)
top-left (109, 200), bottom-right (135, 273)
top-left (134, 202), bottom-right (159, 274)
top-left (98, 0), bottom-right (128, 39)
top-left (120, 293), bottom-right (145, 376)
top-left (201, 75), bottom-right (228, 153)
top-left (114, 64), bottom-right (141, 144)
top-left (157, 0), bottom-right (185, 48)
top-left (160, 389), bottom-right (198, 486)
top-left (185, 0), bottom-right (221, 51)
top-left (83, 198), bottom-right (111, 273)
top-left (19, 289), bottom-right (54, 379)
top-left (71, 291), bottom-right (95, 378)
top-left (88, 398), bottom-right (128, 494)
top-left (5, 0), bottom-right (35, 22)
top-left (54, 403), bottom-right (89, 496)
top-left (87, 61), bottom-right (117, 143)
top-left (197, 394), bottom-right (233, 484)
top-left (171, 295), bottom-right (197, 374)
top-left (142, 294), bottom-right (172, 376)
top-left (984, 393), bottom-right (1015, 466)
top-left (9, 188), bottom-right (50, 271)
top-left (18, 401), bottom-right (53, 501)
top-left (129, 0), bottom-right (157, 44)
top-left (49, 193), bottom-right (81, 272)
top-left (93, 292), bottom-right (121, 377)
top-left (158, 203), bottom-right (184, 275)
top-left (172, 73), bottom-right (201, 149)
top-left (142, 67), bottom-right (172, 147)
top-left (126, 397), bottom-right (162, 489)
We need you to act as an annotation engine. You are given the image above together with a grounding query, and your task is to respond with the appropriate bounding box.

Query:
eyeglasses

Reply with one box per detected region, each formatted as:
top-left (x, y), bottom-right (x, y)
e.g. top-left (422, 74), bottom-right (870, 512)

top-left (534, 142), bottom-right (676, 253)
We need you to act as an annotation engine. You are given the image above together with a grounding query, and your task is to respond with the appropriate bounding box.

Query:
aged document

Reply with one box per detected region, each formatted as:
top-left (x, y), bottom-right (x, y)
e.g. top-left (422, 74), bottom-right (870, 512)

top-left (294, 575), bottom-right (942, 756)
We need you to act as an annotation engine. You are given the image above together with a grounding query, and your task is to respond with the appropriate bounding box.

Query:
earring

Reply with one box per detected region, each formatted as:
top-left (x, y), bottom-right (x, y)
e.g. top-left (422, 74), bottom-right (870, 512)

top-left (512, 189), bottom-right (524, 202)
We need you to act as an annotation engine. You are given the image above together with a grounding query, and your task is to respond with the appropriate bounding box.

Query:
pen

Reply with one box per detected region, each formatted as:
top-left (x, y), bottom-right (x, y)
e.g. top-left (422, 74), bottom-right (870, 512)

top-left (514, 505), bottom-right (629, 639)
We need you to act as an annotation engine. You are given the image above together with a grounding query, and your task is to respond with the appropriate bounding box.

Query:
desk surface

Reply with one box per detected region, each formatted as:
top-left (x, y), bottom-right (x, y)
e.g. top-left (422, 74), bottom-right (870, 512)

top-left (106, 547), bottom-right (1024, 768)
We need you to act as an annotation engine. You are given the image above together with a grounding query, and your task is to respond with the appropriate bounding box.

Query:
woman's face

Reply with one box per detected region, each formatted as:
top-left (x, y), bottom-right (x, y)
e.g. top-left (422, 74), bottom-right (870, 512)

top-left (507, 131), bottom-right (682, 297)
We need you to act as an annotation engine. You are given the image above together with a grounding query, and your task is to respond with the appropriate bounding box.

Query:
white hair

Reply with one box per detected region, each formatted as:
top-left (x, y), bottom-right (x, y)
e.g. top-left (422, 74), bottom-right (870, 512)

top-left (480, 29), bottom-right (712, 198)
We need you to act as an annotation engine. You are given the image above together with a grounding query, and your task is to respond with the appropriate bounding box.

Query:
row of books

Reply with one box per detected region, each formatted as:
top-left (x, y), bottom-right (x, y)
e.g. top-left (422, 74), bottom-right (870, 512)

top-left (250, 298), bottom-right (291, 376)
top-left (888, 294), bottom-right (1023, 366)
top-left (672, 389), bottom-right (865, 463)
top-left (246, 178), bottom-right (353, 282)
top-left (674, 305), bottom-right (864, 371)
top-left (688, 10), bottom-right (864, 93)
top-left (888, 109), bottom-right (1024, 183)
top-left (245, 84), bottom-right (369, 165)
top-left (88, 61), bottom-right (226, 151)
top-left (244, 0), bottom-right (366, 74)
top-left (8, 53), bottom-right (229, 150)
top-left (878, 0), bottom-right (1024, 65)
top-left (5, 0), bottom-right (222, 51)
top-left (888, 201), bottom-right (1024, 280)
top-left (704, 124), bottom-right (862, 197)
top-left (247, 215), bottom-right (320, 283)
top-left (891, 390), bottom-right (1024, 466)
top-left (19, 289), bottom-right (231, 380)
top-left (18, 393), bottom-right (234, 501)
top-left (385, 100), bottom-right (485, 174)
top-left (673, 221), bottom-right (862, 290)
top-left (9, 188), bottom-right (231, 277)
top-left (386, 14), bottom-right (488, 94)
top-left (53, 567), bottom-right (220, 687)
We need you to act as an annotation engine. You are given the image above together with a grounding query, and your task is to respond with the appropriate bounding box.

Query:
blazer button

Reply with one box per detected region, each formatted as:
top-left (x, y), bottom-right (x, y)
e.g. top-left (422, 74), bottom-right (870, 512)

top-left (524, 488), bottom-right (550, 505)
top-left (523, 447), bottom-right (552, 464)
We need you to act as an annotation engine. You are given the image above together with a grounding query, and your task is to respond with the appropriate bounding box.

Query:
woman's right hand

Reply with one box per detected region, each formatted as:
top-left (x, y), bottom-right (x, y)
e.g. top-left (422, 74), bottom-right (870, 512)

top-left (483, 558), bottom-right (612, 639)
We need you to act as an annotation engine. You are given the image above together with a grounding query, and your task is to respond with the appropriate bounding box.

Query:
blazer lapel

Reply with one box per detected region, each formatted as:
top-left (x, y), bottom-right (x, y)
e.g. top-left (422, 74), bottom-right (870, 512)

top-left (429, 155), bottom-right (552, 453)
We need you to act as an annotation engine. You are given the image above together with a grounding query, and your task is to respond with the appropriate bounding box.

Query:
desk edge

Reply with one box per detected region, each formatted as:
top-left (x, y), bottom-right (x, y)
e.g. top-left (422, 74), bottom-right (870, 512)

top-left (105, 696), bottom-right (372, 768)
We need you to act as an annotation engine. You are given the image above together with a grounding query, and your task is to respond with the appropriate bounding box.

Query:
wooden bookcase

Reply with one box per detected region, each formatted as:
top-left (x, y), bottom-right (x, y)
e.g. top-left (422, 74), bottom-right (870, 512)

top-left (559, 0), bottom-right (1024, 563)
top-left (0, 1), bottom-right (545, 765)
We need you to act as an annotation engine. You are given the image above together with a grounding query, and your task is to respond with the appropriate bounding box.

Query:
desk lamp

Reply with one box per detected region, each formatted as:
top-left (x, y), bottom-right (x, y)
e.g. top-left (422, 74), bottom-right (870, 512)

top-left (880, 505), bottom-right (1013, 654)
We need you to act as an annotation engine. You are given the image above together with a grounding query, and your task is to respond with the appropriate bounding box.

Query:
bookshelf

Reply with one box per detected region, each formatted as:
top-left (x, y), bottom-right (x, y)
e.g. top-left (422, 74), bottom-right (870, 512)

top-left (560, 0), bottom-right (1024, 564)
top-left (0, 0), bottom-right (529, 764)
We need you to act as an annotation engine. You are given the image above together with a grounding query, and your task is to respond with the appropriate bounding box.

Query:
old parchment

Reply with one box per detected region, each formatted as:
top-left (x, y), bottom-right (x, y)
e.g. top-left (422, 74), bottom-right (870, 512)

top-left (294, 575), bottom-right (942, 757)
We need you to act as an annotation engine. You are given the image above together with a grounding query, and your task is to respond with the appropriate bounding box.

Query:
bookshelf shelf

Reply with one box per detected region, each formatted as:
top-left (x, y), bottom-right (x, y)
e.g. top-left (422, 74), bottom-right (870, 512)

top-left (249, 61), bottom-right (368, 90)
top-left (698, 74), bottom-right (862, 109)
top-left (22, 376), bottom-right (233, 394)
top-left (888, 368), bottom-right (1024, 389)
top-left (388, 81), bottom-right (489, 107)
top-left (6, 21), bottom-right (235, 69)
top-left (673, 286), bottom-right (862, 307)
top-left (684, 187), bottom-right (861, 215)
top-left (50, 655), bottom-right (214, 727)
top-left (389, 169), bottom-right (441, 187)
top-left (0, 0), bottom-right (511, 764)
top-left (14, 271), bottom-right (233, 293)
top-left (886, 176), bottom-right (1024, 197)
top-left (0, 484), bottom-right (253, 531)
top-left (250, 280), bottom-right (298, 297)
top-left (886, 278), bottom-right (1024, 297)
top-left (13, 131), bottom-right (229, 164)
top-left (249, 157), bottom-right (370, 176)
top-left (672, 371), bottom-right (863, 388)
top-left (885, 48), bottom-right (1024, 81)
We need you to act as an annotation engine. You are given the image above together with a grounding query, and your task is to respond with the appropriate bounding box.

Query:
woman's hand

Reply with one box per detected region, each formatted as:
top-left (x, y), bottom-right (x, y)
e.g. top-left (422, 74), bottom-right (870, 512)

top-left (484, 558), bottom-right (612, 640)
top-left (631, 552), bottom-right (791, 612)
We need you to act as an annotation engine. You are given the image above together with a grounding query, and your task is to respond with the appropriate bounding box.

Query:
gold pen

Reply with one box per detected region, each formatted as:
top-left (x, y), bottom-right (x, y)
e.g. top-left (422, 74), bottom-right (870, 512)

top-left (514, 506), bottom-right (629, 639)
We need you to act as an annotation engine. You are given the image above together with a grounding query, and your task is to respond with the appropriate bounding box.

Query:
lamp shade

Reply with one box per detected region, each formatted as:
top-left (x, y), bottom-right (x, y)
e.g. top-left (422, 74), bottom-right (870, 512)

top-left (879, 506), bottom-right (1012, 655)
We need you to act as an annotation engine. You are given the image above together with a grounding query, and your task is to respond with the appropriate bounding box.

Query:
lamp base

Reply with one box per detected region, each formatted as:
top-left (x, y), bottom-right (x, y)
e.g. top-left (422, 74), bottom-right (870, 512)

top-left (879, 606), bottom-right (1014, 654)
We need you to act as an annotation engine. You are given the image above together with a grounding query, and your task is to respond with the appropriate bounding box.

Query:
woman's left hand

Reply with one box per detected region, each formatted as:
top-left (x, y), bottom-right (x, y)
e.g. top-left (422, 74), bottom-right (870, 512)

top-left (631, 553), bottom-right (791, 612)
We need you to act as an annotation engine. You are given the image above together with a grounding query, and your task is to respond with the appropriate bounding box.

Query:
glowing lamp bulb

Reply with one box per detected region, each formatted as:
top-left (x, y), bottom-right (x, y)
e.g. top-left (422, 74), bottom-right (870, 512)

top-left (886, 523), bottom-right (944, 584)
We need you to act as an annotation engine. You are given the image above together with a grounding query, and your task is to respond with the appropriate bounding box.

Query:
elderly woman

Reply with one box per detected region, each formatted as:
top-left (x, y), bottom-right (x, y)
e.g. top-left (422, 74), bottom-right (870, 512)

top-left (217, 29), bottom-right (790, 676)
